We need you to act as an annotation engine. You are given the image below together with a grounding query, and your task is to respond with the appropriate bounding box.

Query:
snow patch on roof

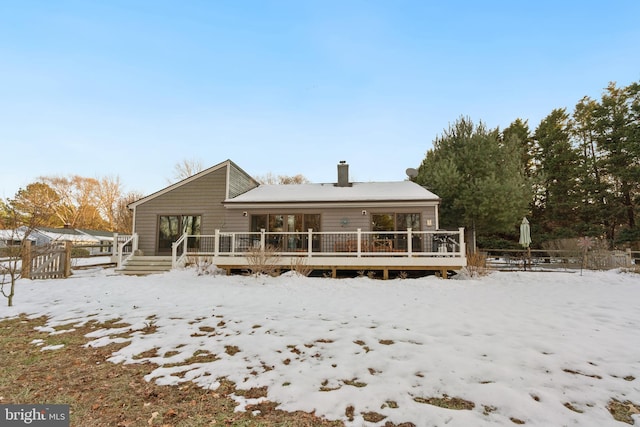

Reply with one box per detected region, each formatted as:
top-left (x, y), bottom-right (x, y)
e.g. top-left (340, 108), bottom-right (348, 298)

top-left (227, 181), bottom-right (439, 203)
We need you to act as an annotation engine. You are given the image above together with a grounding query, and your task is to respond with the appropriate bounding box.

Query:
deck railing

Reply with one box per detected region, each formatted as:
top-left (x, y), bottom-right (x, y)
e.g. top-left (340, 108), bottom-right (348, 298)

top-left (113, 233), bottom-right (138, 268)
top-left (172, 228), bottom-right (465, 268)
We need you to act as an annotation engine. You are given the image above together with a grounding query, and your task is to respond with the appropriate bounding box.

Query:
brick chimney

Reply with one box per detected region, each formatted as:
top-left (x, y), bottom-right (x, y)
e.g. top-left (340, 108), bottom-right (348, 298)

top-left (336, 161), bottom-right (351, 187)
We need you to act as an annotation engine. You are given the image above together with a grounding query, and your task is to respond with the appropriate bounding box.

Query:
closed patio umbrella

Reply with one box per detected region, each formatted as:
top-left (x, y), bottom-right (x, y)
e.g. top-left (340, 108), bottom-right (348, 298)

top-left (519, 217), bottom-right (531, 270)
top-left (519, 217), bottom-right (531, 248)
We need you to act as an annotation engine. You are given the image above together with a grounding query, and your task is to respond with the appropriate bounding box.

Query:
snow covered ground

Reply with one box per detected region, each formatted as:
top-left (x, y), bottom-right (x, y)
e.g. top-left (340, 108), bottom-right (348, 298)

top-left (2, 267), bottom-right (639, 426)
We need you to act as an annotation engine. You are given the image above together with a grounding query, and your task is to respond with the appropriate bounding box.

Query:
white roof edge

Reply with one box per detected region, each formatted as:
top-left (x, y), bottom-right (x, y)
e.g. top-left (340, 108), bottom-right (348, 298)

top-left (224, 200), bottom-right (440, 209)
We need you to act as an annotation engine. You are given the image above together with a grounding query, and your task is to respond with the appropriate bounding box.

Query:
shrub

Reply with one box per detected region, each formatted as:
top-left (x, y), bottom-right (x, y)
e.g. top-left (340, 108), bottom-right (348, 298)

top-left (466, 251), bottom-right (490, 277)
top-left (245, 245), bottom-right (281, 276)
top-left (290, 257), bottom-right (312, 276)
top-left (71, 247), bottom-right (90, 258)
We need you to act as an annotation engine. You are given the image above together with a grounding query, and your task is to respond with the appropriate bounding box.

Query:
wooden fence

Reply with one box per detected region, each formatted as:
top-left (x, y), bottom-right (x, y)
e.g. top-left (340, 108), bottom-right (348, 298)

top-left (482, 248), bottom-right (635, 271)
top-left (22, 242), bottom-right (72, 279)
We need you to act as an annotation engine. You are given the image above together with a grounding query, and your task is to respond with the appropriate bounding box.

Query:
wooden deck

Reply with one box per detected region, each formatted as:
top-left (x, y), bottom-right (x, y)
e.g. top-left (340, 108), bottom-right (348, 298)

top-left (174, 228), bottom-right (467, 279)
top-left (210, 256), bottom-right (464, 279)
top-left (114, 229), bottom-right (467, 279)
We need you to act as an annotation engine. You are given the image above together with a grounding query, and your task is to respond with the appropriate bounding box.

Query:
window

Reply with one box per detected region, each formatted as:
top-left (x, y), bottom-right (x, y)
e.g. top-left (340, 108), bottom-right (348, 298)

top-left (250, 214), bottom-right (321, 251)
top-left (371, 212), bottom-right (422, 251)
top-left (250, 214), bottom-right (321, 232)
top-left (396, 213), bottom-right (421, 230)
top-left (251, 215), bottom-right (267, 232)
top-left (371, 213), bottom-right (420, 231)
top-left (372, 214), bottom-right (394, 232)
top-left (158, 215), bottom-right (201, 254)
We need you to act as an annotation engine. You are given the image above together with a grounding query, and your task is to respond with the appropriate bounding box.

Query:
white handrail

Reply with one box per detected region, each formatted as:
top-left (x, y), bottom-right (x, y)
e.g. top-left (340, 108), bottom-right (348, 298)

top-left (117, 233), bottom-right (138, 268)
top-left (174, 229), bottom-right (465, 258)
top-left (172, 233), bottom-right (188, 269)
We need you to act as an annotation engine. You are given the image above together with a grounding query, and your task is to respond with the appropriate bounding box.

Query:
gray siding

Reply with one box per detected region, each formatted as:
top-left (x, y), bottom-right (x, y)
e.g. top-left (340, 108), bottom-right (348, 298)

top-left (222, 205), bottom-right (438, 233)
top-left (134, 166), bottom-right (229, 254)
top-left (228, 163), bottom-right (258, 198)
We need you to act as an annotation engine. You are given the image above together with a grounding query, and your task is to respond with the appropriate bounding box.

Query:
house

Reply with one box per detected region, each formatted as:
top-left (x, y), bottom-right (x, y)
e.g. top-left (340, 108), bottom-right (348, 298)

top-left (1, 226), bottom-right (113, 255)
top-left (0, 229), bottom-right (36, 248)
top-left (119, 159), bottom-right (466, 278)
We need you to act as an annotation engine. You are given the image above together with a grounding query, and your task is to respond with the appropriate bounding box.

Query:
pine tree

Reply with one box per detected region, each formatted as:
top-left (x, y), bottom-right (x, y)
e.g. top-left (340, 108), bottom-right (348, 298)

top-left (532, 109), bottom-right (582, 239)
top-left (417, 117), bottom-right (530, 250)
top-left (572, 96), bottom-right (611, 237)
top-left (593, 82), bottom-right (640, 239)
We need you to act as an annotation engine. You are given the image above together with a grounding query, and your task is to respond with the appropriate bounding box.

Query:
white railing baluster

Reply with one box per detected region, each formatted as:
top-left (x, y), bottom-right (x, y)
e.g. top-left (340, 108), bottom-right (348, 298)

top-left (162, 229), bottom-right (466, 266)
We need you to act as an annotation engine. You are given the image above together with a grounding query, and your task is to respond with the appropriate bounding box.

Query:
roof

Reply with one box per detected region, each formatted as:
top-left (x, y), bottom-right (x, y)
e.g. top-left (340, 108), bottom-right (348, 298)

top-left (76, 228), bottom-right (114, 238)
top-left (18, 227), bottom-right (114, 242)
top-left (225, 181), bottom-right (439, 204)
top-left (128, 159), bottom-right (257, 209)
top-left (32, 228), bottom-right (102, 243)
top-left (0, 229), bottom-right (36, 241)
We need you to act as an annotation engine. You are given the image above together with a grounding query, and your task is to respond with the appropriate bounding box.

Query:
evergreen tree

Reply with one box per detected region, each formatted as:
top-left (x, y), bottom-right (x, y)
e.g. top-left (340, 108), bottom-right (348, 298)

top-left (417, 117), bottom-right (530, 250)
top-left (593, 82), bottom-right (640, 239)
top-left (532, 109), bottom-right (582, 239)
top-left (503, 118), bottom-right (535, 178)
top-left (572, 96), bottom-right (611, 237)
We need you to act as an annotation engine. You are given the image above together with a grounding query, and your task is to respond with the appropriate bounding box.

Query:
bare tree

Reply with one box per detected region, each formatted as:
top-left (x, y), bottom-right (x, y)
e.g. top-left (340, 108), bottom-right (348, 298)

top-left (96, 175), bottom-right (123, 231)
top-left (113, 191), bottom-right (143, 233)
top-left (1, 186), bottom-right (57, 306)
top-left (254, 173), bottom-right (309, 185)
top-left (168, 158), bottom-right (204, 184)
top-left (39, 175), bottom-right (106, 228)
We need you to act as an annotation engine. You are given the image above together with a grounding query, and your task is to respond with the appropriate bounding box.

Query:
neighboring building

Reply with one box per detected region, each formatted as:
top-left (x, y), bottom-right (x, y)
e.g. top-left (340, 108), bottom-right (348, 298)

top-left (0, 226), bottom-right (113, 255)
top-left (0, 229), bottom-right (36, 248)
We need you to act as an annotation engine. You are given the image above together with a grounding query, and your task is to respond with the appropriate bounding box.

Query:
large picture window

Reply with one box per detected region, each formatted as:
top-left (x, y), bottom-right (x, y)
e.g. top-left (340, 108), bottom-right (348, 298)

top-left (158, 215), bottom-right (201, 254)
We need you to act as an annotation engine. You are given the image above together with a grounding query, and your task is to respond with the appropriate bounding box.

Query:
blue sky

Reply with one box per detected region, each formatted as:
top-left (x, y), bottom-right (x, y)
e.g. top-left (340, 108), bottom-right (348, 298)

top-left (1, 0), bottom-right (639, 199)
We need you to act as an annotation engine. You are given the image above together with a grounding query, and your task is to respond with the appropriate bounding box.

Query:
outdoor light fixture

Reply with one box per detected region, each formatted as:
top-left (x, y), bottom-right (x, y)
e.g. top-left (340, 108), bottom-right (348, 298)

top-left (362, 210), bottom-right (367, 216)
top-left (243, 211), bottom-right (248, 217)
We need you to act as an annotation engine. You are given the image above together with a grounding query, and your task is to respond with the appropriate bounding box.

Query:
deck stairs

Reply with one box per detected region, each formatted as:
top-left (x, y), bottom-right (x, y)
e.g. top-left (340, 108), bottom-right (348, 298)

top-left (116, 255), bottom-right (173, 276)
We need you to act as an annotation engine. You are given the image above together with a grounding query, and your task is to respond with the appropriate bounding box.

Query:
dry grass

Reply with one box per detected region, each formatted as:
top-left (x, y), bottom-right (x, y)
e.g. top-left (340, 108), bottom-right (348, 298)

top-left (0, 315), bottom-right (342, 427)
top-left (4, 315), bottom-right (635, 426)
top-left (413, 395), bottom-right (475, 410)
top-left (245, 245), bottom-right (281, 276)
top-left (608, 399), bottom-right (640, 425)
top-left (289, 257), bottom-right (313, 277)
top-left (466, 251), bottom-right (491, 277)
